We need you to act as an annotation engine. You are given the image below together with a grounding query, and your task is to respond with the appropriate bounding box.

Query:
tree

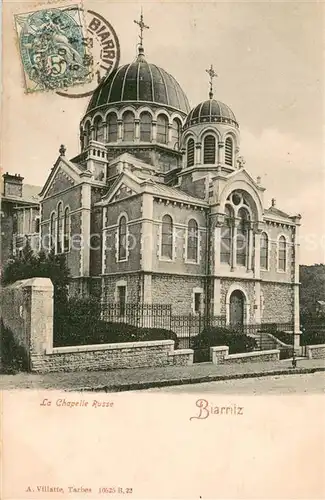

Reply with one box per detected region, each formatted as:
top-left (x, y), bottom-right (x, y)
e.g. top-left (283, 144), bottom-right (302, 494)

top-left (300, 264), bottom-right (325, 321)
top-left (2, 243), bottom-right (70, 304)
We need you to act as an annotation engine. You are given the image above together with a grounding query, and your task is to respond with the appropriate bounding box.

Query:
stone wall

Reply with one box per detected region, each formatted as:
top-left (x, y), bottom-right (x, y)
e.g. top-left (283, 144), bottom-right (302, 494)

top-left (151, 274), bottom-right (205, 314)
top-left (210, 346), bottom-right (280, 365)
top-left (0, 278), bottom-right (53, 369)
top-left (306, 344), bottom-right (325, 360)
top-left (0, 277), bottom-right (193, 373)
top-left (261, 282), bottom-right (293, 323)
top-left (102, 274), bottom-right (141, 303)
top-left (32, 340), bottom-right (193, 373)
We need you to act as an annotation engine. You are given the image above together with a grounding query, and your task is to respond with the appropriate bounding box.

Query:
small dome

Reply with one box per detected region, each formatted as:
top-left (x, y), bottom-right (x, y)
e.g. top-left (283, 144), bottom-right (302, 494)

top-left (184, 99), bottom-right (238, 130)
top-left (87, 55), bottom-right (190, 115)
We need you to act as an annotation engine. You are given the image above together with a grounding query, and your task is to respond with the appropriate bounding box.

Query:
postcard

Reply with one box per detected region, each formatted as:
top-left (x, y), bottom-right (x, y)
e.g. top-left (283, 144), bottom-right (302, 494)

top-left (1, 0), bottom-right (325, 498)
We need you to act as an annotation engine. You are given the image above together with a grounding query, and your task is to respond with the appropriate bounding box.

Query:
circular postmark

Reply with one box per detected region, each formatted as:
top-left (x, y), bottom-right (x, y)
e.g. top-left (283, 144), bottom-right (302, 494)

top-left (17, 7), bottom-right (92, 92)
top-left (56, 9), bottom-right (120, 98)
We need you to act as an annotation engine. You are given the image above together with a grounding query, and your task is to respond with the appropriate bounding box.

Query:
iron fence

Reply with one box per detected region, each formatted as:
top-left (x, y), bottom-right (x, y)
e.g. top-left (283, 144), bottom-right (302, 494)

top-left (100, 303), bottom-right (172, 329)
top-left (54, 297), bottom-right (300, 361)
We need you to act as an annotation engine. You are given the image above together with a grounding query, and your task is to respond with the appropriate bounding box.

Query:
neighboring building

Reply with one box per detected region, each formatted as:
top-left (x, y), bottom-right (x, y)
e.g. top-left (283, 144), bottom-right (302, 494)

top-left (39, 28), bottom-right (302, 343)
top-left (1, 173), bottom-right (41, 268)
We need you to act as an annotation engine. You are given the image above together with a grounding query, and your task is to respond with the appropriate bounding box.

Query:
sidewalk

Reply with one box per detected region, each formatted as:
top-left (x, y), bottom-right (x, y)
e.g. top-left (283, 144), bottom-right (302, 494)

top-left (0, 358), bottom-right (324, 392)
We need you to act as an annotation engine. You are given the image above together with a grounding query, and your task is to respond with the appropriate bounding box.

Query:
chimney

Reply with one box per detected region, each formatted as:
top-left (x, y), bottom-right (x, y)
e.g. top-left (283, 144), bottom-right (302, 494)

top-left (3, 173), bottom-right (24, 197)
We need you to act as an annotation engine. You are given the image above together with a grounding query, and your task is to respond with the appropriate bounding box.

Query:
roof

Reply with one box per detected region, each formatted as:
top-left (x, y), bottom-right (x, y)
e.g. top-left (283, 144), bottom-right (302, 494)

top-left (264, 206), bottom-right (292, 219)
top-left (2, 183), bottom-right (41, 205)
top-left (86, 56), bottom-right (190, 115)
top-left (147, 181), bottom-right (207, 206)
top-left (184, 98), bottom-right (238, 130)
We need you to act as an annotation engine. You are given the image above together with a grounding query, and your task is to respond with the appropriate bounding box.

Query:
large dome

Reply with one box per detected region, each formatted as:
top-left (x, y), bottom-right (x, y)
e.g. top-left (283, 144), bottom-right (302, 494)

top-left (87, 55), bottom-right (190, 115)
top-left (184, 99), bottom-right (238, 130)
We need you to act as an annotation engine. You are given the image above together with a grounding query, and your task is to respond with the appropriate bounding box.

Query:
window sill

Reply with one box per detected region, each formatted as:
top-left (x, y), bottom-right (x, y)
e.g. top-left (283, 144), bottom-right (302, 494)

top-left (185, 259), bottom-right (200, 265)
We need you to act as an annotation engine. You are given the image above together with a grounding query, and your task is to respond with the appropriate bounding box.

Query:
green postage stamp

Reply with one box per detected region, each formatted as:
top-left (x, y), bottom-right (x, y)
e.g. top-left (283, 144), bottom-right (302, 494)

top-left (14, 5), bottom-right (93, 93)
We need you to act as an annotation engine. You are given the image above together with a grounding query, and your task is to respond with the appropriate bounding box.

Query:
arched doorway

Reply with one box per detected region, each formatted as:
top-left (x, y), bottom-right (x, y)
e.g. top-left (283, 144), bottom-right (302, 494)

top-left (229, 290), bottom-right (245, 326)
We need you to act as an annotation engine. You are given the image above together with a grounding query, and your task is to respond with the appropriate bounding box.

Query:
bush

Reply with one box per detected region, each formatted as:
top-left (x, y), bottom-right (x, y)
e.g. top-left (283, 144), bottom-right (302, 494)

top-left (137, 328), bottom-right (180, 349)
top-left (300, 329), bottom-right (325, 346)
top-left (192, 326), bottom-right (257, 363)
top-left (54, 295), bottom-right (102, 345)
top-left (54, 303), bottom-right (179, 348)
top-left (0, 320), bottom-right (29, 373)
top-left (270, 331), bottom-right (293, 345)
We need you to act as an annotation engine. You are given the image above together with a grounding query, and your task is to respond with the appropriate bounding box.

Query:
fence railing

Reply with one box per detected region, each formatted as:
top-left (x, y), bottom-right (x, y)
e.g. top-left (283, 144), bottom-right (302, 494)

top-left (100, 303), bottom-right (172, 329)
top-left (98, 305), bottom-right (294, 340)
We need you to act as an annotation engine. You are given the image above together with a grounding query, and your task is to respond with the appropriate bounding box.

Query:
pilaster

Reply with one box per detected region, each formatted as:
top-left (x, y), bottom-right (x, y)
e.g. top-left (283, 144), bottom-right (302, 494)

top-left (254, 281), bottom-right (261, 324)
top-left (231, 219), bottom-right (239, 271)
top-left (80, 183), bottom-right (91, 277)
top-left (212, 278), bottom-right (221, 315)
top-left (152, 120), bottom-right (157, 141)
top-left (247, 226), bottom-right (253, 271)
top-left (117, 120), bottom-right (123, 141)
top-left (195, 143), bottom-right (202, 165)
top-left (141, 193), bottom-right (153, 272)
top-left (253, 230), bottom-right (262, 279)
top-left (134, 119), bottom-right (140, 141)
top-left (218, 141), bottom-right (224, 165)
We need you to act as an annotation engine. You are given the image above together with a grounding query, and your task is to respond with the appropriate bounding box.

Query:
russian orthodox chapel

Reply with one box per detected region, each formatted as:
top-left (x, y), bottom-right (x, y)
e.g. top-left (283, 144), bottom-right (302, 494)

top-left (39, 15), bottom-right (301, 342)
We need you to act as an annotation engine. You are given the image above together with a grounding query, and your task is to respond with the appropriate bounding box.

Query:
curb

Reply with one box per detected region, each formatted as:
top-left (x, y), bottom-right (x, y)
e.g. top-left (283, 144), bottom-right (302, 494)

top-left (72, 366), bottom-right (325, 393)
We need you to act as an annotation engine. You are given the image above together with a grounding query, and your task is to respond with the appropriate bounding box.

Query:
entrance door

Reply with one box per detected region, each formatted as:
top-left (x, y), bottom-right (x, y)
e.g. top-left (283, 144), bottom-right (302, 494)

top-left (229, 290), bottom-right (244, 326)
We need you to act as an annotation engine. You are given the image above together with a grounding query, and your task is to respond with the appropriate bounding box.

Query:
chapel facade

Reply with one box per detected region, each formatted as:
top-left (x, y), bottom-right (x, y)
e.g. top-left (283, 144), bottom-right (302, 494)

top-left (39, 25), bottom-right (302, 342)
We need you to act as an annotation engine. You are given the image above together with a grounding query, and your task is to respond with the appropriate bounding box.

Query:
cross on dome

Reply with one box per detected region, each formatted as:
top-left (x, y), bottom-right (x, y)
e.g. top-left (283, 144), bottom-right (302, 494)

top-left (134, 9), bottom-right (149, 58)
top-left (205, 64), bottom-right (218, 99)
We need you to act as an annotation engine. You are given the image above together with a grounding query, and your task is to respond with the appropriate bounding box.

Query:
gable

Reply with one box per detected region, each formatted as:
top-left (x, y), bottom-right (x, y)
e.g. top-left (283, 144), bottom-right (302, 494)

top-left (96, 171), bottom-right (142, 206)
top-left (226, 168), bottom-right (264, 190)
top-left (46, 168), bottom-right (76, 197)
top-left (111, 183), bottom-right (137, 202)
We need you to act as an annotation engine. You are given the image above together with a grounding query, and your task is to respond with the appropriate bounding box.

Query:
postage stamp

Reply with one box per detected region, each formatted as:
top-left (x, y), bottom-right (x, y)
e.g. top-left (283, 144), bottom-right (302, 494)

top-left (14, 5), bottom-right (93, 93)
top-left (56, 9), bottom-right (120, 98)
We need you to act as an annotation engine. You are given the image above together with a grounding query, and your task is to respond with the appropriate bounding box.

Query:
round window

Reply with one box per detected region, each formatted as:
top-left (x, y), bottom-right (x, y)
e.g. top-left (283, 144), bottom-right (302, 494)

top-left (232, 193), bottom-right (241, 205)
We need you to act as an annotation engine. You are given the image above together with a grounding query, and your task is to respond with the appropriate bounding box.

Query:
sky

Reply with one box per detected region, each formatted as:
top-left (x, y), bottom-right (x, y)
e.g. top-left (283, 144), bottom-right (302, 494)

top-left (2, 0), bottom-right (325, 264)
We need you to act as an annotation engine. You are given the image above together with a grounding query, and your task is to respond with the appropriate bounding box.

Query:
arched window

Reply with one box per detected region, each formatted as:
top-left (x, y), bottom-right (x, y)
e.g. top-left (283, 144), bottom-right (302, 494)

top-left (123, 112), bottom-right (135, 142)
top-left (260, 232), bottom-right (268, 269)
top-left (203, 135), bottom-right (216, 164)
top-left (278, 236), bottom-right (286, 271)
top-left (157, 114), bottom-right (168, 144)
top-left (50, 212), bottom-right (55, 251)
top-left (107, 113), bottom-right (118, 142)
top-left (118, 216), bottom-right (127, 261)
top-left (187, 219), bottom-right (198, 262)
top-left (63, 207), bottom-right (70, 253)
top-left (220, 205), bottom-right (233, 264)
top-left (225, 137), bottom-right (234, 166)
top-left (236, 208), bottom-right (250, 266)
top-left (171, 118), bottom-right (181, 149)
top-left (140, 112), bottom-right (152, 142)
top-left (161, 215), bottom-right (173, 259)
top-left (187, 138), bottom-right (195, 167)
top-left (57, 202), bottom-right (63, 254)
top-left (84, 122), bottom-right (91, 148)
top-left (94, 116), bottom-right (105, 142)
top-left (35, 217), bottom-right (40, 234)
